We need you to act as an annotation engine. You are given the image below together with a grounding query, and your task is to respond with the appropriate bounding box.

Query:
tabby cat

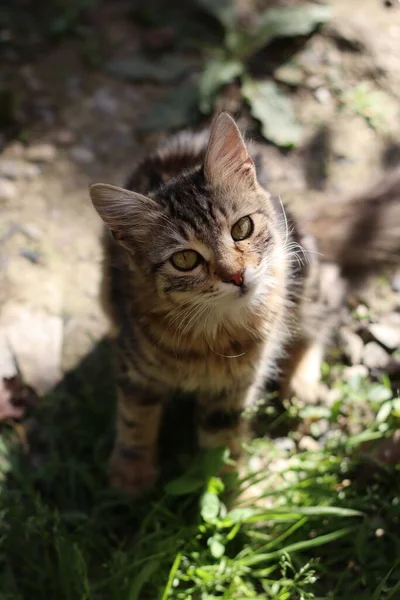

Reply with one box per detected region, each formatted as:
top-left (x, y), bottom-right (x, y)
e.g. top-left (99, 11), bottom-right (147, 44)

top-left (90, 112), bottom-right (400, 495)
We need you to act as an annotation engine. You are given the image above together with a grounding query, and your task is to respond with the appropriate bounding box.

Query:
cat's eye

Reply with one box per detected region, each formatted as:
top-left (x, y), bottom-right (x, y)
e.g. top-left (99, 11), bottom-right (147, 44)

top-left (231, 216), bottom-right (253, 241)
top-left (170, 250), bottom-right (202, 271)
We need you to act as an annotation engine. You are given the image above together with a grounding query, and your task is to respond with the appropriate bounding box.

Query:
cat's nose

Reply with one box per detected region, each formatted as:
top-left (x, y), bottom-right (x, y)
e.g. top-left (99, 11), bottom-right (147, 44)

top-left (222, 271), bottom-right (244, 287)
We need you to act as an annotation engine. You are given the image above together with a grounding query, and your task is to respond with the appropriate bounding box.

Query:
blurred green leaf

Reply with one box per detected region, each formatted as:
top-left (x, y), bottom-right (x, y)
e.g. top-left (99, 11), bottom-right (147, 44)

top-left (243, 526), bottom-right (358, 566)
top-left (392, 398), bottom-right (400, 418)
top-left (200, 491), bottom-right (220, 522)
top-left (199, 55), bottom-right (243, 113)
top-left (140, 82), bottom-right (199, 131)
top-left (376, 401), bottom-right (393, 424)
top-left (165, 449), bottom-right (226, 495)
top-left (341, 81), bottom-right (395, 131)
top-left (195, 0), bottom-right (236, 29)
top-left (226, 507), bottom-right (256, 523)
top-left (207, 535), bottom-right (225, 558)
top-left (202, 447), bottom-right (229, 477)
top-left (368, 384), bottom-right (393, 404)
top-left (242, 78), bottom-right (302, 147)
top-left (107, 54), bottom-right (191, 83)
top-left (227, 3), bottom-right (331, 57)
top-left (256, 3), bottom-right (331, 42)
top-left (207, 476), bottom-right (225, 495)
top-left (165, 473), bottom-right (205, 496)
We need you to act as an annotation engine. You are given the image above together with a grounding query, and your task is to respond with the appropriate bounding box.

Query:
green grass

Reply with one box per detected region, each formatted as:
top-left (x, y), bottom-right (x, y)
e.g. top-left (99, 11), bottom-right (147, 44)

top-left (0, 341), bottom-right (399, 599)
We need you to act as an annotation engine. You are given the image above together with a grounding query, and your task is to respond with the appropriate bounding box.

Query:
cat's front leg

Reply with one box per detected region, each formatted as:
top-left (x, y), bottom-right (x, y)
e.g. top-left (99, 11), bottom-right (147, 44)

top-left (109, 374), bottom-right (164, 496)
top-left (196, 384), bottom-right (256, 470)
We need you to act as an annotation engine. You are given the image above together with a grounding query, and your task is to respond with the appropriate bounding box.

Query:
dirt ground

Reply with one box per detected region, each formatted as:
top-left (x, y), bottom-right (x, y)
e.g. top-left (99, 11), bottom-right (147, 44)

top-left (0, 0), bottom-right (399, 398)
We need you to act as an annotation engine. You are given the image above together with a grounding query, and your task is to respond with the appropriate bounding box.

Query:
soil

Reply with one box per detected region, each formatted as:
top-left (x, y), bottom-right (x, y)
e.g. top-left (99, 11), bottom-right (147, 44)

top-left (0, 0), bottom-right (399, 396)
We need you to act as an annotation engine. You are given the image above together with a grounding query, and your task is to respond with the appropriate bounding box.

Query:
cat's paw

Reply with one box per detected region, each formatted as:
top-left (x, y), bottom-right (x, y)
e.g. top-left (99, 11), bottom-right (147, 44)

top-left (108, 452), bottom-right (159, 497)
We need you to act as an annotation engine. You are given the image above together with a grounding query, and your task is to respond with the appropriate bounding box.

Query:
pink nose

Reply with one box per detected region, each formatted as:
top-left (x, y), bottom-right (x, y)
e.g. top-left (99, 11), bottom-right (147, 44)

top-left (223, 271), bottom-right (244, 287)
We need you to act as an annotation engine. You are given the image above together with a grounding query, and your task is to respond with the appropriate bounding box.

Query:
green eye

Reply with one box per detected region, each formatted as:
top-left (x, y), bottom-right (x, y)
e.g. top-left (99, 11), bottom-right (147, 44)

top-left (231, 216), bottom-right (253, 241)
top-left (170, 250), bottom-right (202, 271)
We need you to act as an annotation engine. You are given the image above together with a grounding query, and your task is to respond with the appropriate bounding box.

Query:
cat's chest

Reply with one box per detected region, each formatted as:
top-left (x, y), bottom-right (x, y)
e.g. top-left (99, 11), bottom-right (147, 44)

top-left (172, 349), bottom-right (259, 392)
top-left (132, 320), bottom-right (264, 392)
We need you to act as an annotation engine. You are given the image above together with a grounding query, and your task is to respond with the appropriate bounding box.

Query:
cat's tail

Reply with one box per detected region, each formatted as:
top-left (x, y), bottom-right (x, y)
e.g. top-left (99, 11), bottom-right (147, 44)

top-left (306, 167), bottom-right (400, 281)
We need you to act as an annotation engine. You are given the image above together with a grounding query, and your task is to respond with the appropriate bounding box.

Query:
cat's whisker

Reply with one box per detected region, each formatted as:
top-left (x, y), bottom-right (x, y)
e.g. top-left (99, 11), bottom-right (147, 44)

top-left (277, 195), bottom-right (289, 247)
top-left (180, 302), bottom-right (207, 338)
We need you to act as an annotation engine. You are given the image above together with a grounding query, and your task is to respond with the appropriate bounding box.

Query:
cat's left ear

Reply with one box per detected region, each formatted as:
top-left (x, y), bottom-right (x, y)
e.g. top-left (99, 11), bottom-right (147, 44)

top-left (204, 112), bottom-right (256, 187)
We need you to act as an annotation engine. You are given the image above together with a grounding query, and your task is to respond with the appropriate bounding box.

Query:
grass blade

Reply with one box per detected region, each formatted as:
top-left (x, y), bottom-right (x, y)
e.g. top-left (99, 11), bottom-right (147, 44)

top-left (160, 553), bottom-right (182, 600)
top-left (242, 526), bottom-right (358, 566)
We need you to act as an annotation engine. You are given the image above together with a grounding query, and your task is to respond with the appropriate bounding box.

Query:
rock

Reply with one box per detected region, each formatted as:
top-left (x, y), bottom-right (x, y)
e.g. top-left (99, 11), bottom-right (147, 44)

top-left (318, 418), bottom-right (330, 435)
top-left (248, 456), bottom-right (263, 471)
top-left (325, 21), bottom-right (366, 52)
top-left (343, 364), bottom-right (369, 381)
top-left (70, 146), bottom-right (95, 164)
top-left (142, 26), bottom-right (175, 51)
top-left (19, 224), bottom-right (42, 241)
top-left (362, 342), bottom-right (390, 370)
top-left (25, 143), bottom-right (57, 163)
top-left (274, 437), bottom-right (296, 452)
top-left (298, 435), bottom-right (321, 452)
top-left (0, 335), bottom-right (17, 379)
top-left (275, 64), bottom-right (304, 86)
top-left (315, 87), bottom-right (332, 104)
top-left (20, 249), bottom-right (42, 264)
top-left (1, 307), bottom-right (63, 394)
top-left (339, 327), bottom-right (364, 365)
top-left (5, 141), bottom-right (25, 159)
top-left (0, 178), bottom-right (17, 201)
top-left (354, 304), bottom-right (369, 320)
top-left (392, 270), bottom-right (400, 292)
top-left (322, 384), bottom-right (341, 407)
top-left (0, 159), bottom-right (40, 180)
top-left (369, 323), bottom-right (400, 351)
top-left (91, 88), bottom-right (118, 114)
top-left (55, 129), bottom-right (76, 145)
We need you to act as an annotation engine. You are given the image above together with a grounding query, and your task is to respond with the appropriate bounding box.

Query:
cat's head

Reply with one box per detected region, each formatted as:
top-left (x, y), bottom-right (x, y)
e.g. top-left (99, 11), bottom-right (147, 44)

top-left (90, 113), bottom-right (290, 336)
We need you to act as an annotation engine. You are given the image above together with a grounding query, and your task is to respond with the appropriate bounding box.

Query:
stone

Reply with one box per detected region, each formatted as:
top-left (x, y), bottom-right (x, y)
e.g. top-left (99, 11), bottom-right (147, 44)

top-left (392, 270), bottom-right (400, 293)
top-left (0, 159), bottom-right (40, 180)
top-left (343, 364), bottom-right (369, 381)
top-left (25, 143), bottom-right (57, 163)
top-left (5, 141), bottom-right (25, 159)
top-left (354, 304), bottom-right (369, 320)
top-left (0, 178), bottom-right (17, 201)
top-left (362, 342), bottom-right (390, 370)
top-left (274, 437), bottom-right (296, 452)
top-left (70, 146), bottom-right (95, 164)
top-left (55, 129), bottom-right (76, 145)
top-left (298, 435), bottom-right (321, 452)
top-left (91, 88), bottom-right (118, 114)
top-left (369, 323), bottom-right (400, 351)
top-left (0, 307), bottom-right (63, 394)
top-left (275, 64), bottom-right (304, 86)
top-left (339, 327), bottom-right (364, 365)
top-left (0, 335), bottom-right (17, 379)
top-left (315, 87), bottom-right (332, 104)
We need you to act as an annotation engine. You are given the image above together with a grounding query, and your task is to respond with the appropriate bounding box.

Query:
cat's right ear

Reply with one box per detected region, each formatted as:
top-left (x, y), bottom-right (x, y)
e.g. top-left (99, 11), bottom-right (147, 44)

top-left (89, 183), bottom-right (158, 248)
